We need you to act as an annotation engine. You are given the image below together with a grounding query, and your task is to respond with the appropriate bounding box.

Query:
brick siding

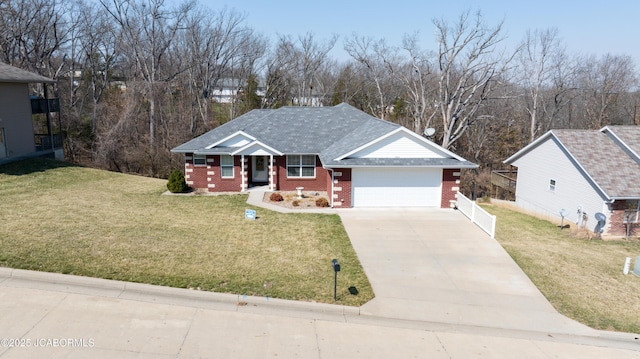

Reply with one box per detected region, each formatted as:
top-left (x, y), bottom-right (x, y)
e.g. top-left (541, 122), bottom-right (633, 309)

top-left (273, 155), bottom-right (329, 191)
top-left (184, 154), bottom-right (242, 192)
top-left (441, 169), bottom-right (461, 208)
top-left (332, 169), bottom-right (352, 207)
top-left (608, 200), bottom-right (639, 236)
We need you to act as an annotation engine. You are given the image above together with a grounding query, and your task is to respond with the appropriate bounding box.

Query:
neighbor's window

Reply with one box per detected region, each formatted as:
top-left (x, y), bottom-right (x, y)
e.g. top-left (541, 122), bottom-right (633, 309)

top-left (193, 154), bottom-right (206, 166)
top-left (549, 179), bottom-right (556, 192)
top-left (220, 155), bottom-right (234, 178)
top-left (287, 155), bottom-right (315, 178)
top-left (624, 200), bottom-right (639, 223)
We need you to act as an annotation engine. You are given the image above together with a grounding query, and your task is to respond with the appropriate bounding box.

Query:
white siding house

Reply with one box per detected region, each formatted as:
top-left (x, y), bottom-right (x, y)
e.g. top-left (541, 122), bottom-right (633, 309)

top-left (505, 126), bottom-right (640, 236)
top-left (508, 135), bottom-right (608, 227)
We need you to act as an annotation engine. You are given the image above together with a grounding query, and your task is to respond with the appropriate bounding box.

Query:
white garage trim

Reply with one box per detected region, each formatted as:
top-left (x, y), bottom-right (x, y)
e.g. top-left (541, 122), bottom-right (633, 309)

top-left (352, 168), bottom-right (442, 207)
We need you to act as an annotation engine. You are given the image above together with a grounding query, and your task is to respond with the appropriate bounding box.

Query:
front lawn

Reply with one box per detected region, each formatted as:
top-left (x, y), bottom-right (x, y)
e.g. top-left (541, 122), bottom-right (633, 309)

top-left (0, 159), bottom-right (373, 306)
top-left (483, 203), bottom-right (640, 333)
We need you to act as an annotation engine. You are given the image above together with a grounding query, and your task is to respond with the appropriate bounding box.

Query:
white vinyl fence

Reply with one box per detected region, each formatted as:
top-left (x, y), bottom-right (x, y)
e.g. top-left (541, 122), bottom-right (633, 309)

top-left (456, 193), bottom-right (496, 238)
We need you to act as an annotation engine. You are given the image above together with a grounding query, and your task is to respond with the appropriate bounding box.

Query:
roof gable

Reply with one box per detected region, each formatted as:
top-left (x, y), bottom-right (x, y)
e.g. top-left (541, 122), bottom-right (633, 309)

top-left (231, 141), bottom-right (283, 156)
top-left (207, 131), bottom-right (256, 149)
top-left (506, 128), bottom-right (640, 199)
top-left (336, 128), bottom-right (460, 160)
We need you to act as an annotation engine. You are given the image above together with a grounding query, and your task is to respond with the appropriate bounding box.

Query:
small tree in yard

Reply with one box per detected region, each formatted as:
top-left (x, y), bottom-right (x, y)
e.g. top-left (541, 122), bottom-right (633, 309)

top-left (167, 169), bottom-right (189, 193)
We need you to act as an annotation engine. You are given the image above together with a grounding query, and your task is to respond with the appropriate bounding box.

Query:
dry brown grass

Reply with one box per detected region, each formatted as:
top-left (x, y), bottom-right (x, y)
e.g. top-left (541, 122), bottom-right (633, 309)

top-left (483, 202), bottom-right (640, 333)
top-left (0, 159), bottom-right (373, 305)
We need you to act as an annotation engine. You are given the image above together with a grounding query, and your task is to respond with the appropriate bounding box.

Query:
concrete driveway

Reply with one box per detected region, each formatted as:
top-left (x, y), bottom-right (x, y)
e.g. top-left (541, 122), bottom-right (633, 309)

top-left (339, 208), bottom-right (593, 335)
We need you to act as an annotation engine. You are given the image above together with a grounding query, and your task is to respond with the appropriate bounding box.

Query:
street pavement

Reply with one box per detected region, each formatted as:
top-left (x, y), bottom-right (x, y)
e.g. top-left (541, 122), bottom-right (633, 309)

top-left (0, 268), bottom-right (638, 358)
top-left (1, 198), bottom-right (639, 357)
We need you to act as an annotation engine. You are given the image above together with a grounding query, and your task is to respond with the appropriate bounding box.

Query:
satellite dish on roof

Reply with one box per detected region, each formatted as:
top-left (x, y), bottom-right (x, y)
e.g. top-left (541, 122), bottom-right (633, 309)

top-left (424, 127), bottom-right (436, 137)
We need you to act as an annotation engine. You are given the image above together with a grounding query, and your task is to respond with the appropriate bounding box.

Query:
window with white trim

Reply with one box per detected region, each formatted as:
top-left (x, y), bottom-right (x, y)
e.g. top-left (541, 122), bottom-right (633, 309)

top-left (623, 200), bottom-right (639, 223)
top-left (549, 179), bottom-right (556, 192)
top-left (220, 155), bottom-right (234, 178)
top-left (287, 155), bottom-right (315, 178)
top-left (193, 154), bottom-right (206, 166)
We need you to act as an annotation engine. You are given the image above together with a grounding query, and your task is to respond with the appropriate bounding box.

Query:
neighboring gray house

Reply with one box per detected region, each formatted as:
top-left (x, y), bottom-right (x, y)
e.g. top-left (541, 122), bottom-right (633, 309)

top-left (0, 62), bottom-right (62, 164)
top-left (172, 103), bottom-right (477, 208)
top-left (504, 126), bottom-right (640, 236)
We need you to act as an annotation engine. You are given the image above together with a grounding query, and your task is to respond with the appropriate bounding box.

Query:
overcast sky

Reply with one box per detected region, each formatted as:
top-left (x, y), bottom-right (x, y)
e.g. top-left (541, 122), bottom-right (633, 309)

top-left (207, 0), bottom-right (640, 67)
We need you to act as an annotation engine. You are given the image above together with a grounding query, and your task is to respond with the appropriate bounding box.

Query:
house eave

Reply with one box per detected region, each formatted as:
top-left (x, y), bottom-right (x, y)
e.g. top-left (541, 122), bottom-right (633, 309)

top-left (206, 130), bottom-right (257, 149)
top-left (231, 141), bottom-right (284, 156)
top-left (334, 127), bottom-right (467, 162)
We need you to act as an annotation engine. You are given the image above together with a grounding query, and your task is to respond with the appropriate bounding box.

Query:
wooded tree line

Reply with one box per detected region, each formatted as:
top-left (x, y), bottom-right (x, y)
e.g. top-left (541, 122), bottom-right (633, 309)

top-left (2, 0), bottom-right (638, 196)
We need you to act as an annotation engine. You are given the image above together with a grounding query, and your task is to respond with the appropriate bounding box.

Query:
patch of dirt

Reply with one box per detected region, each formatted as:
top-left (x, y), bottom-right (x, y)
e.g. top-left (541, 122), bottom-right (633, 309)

top-left (263, 191), bottom-right (330, 209)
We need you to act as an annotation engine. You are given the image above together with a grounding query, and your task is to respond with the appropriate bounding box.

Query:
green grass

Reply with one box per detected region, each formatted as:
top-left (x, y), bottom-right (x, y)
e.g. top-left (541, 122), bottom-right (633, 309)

top-left (482, 203), bottom-right (640, 333)
top-left (0, 159), bottom-right (373, 306)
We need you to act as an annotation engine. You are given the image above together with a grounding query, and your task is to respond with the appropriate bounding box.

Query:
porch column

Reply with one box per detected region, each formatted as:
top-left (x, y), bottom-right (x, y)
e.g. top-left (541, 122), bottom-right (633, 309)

top-left (241, 154), bottom-right (246, 191)
top-left (269, 155), bottom-right (274, 191)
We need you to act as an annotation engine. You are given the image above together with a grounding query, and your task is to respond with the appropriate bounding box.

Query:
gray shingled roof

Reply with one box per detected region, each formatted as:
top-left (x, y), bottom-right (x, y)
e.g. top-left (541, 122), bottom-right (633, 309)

top-left (553, 129), bottom-right (640, 198)
top-left (0, 62), bottom-right (56, 83)
top-left (172, 103), bottom-right (475, 168)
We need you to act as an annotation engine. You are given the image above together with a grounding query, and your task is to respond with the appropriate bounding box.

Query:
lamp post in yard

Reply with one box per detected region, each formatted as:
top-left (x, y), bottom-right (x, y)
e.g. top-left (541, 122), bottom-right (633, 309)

top-left (332, 259), bottom-right (340, 301)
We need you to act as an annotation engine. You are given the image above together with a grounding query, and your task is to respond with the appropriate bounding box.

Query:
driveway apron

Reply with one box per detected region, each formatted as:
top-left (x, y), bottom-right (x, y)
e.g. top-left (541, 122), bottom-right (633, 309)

top-left (339, 208), bottom-right (594, 335)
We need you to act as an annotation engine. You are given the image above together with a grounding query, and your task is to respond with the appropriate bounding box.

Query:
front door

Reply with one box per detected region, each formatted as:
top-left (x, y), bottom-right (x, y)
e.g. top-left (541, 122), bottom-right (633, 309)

top-left (0, 128), bottom-right (6, 158)
top-left (252, 156), bottom-right (268, 183)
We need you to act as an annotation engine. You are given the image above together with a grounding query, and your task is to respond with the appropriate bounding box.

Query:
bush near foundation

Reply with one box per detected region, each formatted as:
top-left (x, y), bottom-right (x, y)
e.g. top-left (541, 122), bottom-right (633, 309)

top-left (167, 169), bottom-right (189, 193)
top-left (315, 197), bottom-right (329, 207)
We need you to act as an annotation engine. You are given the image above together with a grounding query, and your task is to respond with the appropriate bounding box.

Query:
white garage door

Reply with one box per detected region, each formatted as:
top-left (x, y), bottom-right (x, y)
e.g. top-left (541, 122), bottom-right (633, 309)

top-left (352, 168), bottom-right (442, 207)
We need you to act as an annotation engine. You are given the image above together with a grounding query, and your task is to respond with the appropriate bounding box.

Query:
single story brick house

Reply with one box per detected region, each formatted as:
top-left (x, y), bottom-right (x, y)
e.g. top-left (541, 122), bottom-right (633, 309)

top-left (504, 126), bottom-right (640, 236)
top-left (172, 103), bottom-right (477, 208)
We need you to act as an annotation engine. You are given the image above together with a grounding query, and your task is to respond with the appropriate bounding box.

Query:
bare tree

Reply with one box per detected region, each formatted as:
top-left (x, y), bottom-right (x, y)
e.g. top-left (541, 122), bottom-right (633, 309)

top-left (100, 0), bottom-right (195, 147)
top-left (518, 28), bottom-right (566, 142)
top-left (576, 53), bottom-right (638, 128)
top-left (431, 10), bottom-right (508, 150)
top-left (270, 33), bottom-right (337, 106)
top-left (182, 6), bottom-right (264, 129)
top-left (0, 0), bottom-right (72, 78)
top-left (329, 62), bottom-right (369, 107)
top-left (74, 1), bottom-right (121, 133)
top-left (344, 34), bottom-right (395, 118)
top-left (392, 33), bottom-right (434, 133)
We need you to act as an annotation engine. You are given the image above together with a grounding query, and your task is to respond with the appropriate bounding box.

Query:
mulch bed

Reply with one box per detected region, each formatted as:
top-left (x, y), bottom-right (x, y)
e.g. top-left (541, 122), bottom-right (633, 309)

top-left (262, 191), bottom-right (330, 209)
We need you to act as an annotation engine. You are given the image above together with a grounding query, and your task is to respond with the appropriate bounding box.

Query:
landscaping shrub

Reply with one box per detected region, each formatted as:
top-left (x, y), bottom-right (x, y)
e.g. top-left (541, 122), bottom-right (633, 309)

top-left (315, 197), bottom-right (329, 207)
top-left (292, 200), bottom-right (299, 207)
top-left (270, 192), bottom-right (284, 201)
top-left (167, 169), bottom-right (189, 193)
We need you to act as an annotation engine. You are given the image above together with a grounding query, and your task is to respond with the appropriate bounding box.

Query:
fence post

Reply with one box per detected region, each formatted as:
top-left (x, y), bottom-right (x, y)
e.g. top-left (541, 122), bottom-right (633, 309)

top-left (490, 214), bottom-right (496, 239)
top-left (471, 200), bottom-right (476, 221)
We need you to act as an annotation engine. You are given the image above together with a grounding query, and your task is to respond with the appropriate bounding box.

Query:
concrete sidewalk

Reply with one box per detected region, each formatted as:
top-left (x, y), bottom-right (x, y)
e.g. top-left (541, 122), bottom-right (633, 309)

top-left (0, 268), bottom-right (638, 358)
